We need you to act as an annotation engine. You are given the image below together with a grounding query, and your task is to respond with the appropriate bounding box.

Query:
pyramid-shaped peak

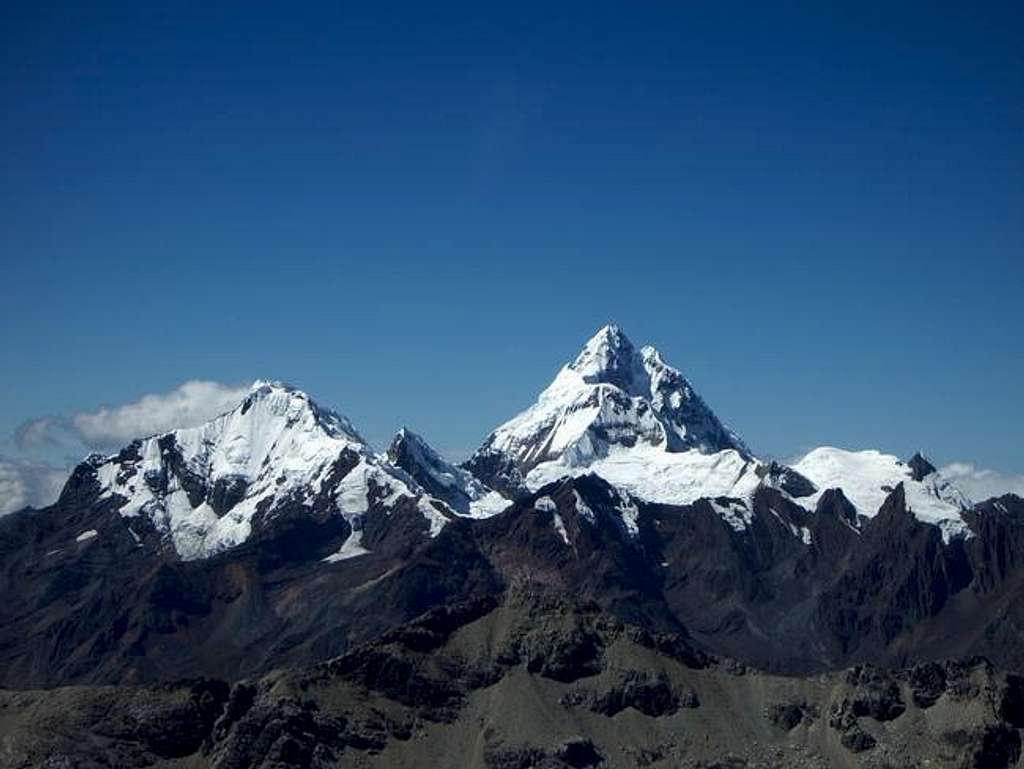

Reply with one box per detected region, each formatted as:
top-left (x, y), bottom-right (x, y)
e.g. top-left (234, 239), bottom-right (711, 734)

top-left (471, 325), bottom-right (750, 486)
top-left (587, 323), bottom-right (632, 347)
top-left (570, 324), bottom-right (647, 387)
top-left (575, 324), bottom-right (634, 357)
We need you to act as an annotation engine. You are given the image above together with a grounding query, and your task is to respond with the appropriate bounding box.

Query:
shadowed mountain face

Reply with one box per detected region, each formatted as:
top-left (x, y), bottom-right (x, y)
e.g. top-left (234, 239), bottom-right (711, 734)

top-left (3, 464), bottom-right (1024, 689)
top-left (1, 590), bottom-right (1021, 769)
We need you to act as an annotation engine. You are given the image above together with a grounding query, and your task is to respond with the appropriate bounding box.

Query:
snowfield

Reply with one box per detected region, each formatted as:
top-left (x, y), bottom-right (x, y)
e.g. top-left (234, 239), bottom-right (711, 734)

top-left (526, 445), bottom-right (760, 508)
top-left (794, 446), bottom-right (971, 541)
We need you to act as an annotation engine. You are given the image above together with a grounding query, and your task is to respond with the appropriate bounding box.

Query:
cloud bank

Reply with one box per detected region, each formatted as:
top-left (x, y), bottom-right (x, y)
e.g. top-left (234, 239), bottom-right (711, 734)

top-left (3, 380), bottom-right (251, 516)
top-left (16, 380), bottom-right (250, 451)
top-left (0, 457), bottom-right (69, 516)
top-left (69, 380), bottom-right (249, 448)
top-left (940, 463), bottom-right (1024, 503)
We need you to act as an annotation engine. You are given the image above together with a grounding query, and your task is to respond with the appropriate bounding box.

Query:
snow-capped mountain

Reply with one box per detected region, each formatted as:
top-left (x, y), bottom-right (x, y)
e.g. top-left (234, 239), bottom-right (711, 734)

top-left (793, 446), bottom-right (971, 539)
top-left (466, 324), bottom-right (973, 542)
top-left (474, 325), bottom-right (747, 470)
top-left (467, 325), bottom-right (760, 506)
top-left (466, 325), bottom-right (779, 511)
top-left (89, 381), bottom-right (452, 560)
top-left (386, 428), bottom-right (509, 517)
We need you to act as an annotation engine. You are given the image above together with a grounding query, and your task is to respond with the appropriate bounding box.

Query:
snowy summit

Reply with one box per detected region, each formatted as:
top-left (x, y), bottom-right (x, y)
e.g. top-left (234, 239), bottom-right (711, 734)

top-left (469, 324), bottom-right (973, 542)
top-left (91, 380), bottom-right (453, 560)
top-left (469, 324), bottom-right (757, 504)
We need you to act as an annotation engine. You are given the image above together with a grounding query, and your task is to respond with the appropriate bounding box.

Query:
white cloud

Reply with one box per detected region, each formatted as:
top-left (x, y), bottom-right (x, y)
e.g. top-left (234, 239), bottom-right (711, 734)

top-left (69, 380), bottom-right (249, 448)
top-left (940, 462), bottom-right (1024, 502)
top-left (16, 380), bottom-right (250, 451)
top-left (0, 457), bottom-right (69, 516)
top-left (4, 381), bottom-right (251, 515)
top-left (13, 416), bottom-right (70, 450)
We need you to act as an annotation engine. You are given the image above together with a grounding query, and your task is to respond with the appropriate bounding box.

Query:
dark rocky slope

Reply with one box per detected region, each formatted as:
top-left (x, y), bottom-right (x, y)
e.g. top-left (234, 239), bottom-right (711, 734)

top-left (2, 466), bottom-right (1024, 688)
top-left (0, 466), bottom-right (498, 687)
top-left (0, 589), bottom-right (1021, 769)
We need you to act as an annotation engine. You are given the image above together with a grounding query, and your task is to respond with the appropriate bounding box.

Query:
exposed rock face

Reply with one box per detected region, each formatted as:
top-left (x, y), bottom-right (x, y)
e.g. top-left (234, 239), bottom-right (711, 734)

top-left (0, 678), bottom-right (231, 766)
top-left (0, 485), bottom-right (500, 687)
top-left (814, 485), bottom-right (976, 663)
top-left (755, 460), bottom-right (817, 498)
top-left (1, 592), bottom-right (1021, 769)
top-left (908, 661), bottom-right (948, 708)
top-left (767, 700), bottom-right (818, 731)
top-left (386, 427), bottom-right (510, 516)
top-left (908, 451), bottom-right (939, 482)
top-left (460, 447), bottom-right (530, 501)
top-left (563, 670), bottom-right (697, 717)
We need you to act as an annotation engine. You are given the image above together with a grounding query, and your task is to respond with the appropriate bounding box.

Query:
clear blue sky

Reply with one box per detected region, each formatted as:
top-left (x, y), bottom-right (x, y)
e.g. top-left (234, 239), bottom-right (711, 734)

top-left (1, 1), bottom-right (1021, 473)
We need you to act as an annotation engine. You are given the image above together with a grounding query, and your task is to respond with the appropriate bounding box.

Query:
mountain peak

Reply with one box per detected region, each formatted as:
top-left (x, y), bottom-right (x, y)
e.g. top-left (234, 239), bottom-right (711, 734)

top-left (470, 326), bottom-right (750, 502)
top-left (249, 378), bottom-right (290, 392)
top-left (393, 425), bottom-right (416, 442)
top-left (569, 324), bottom-right (643, 387)
top-left (387, 427), bottom-right (509, 517)
top-left (907, 451), bottom-right (937, 482)
top-left (83, 383), bottom-right (457, 560)
top-left (237, 380), bottom-right (364, 445)
top-left (245, 379), bottom-right (317, 406)
top-left (593, 322), bottom-right (628, 340)
top-left (388, 426), bottom-right (430, 457)
top-left (580, 323), bottom-right (632, 354)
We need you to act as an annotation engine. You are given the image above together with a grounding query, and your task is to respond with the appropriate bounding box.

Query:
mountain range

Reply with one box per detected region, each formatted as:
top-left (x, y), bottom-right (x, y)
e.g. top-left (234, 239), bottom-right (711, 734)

top-left (1, 325), bottom-right (1022, 768)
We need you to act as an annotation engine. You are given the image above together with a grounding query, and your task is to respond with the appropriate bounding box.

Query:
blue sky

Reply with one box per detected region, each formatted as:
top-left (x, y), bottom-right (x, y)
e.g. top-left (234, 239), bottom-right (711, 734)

top-left (1, 0), bottom-right (1022, 503)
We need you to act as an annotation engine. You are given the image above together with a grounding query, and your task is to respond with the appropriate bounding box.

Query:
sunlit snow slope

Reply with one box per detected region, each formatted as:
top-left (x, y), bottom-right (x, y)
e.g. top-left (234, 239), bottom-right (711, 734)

top-left (794, 447), bottom-right (971, 539)
top-left (92, 381), bottom-right (453, 559)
